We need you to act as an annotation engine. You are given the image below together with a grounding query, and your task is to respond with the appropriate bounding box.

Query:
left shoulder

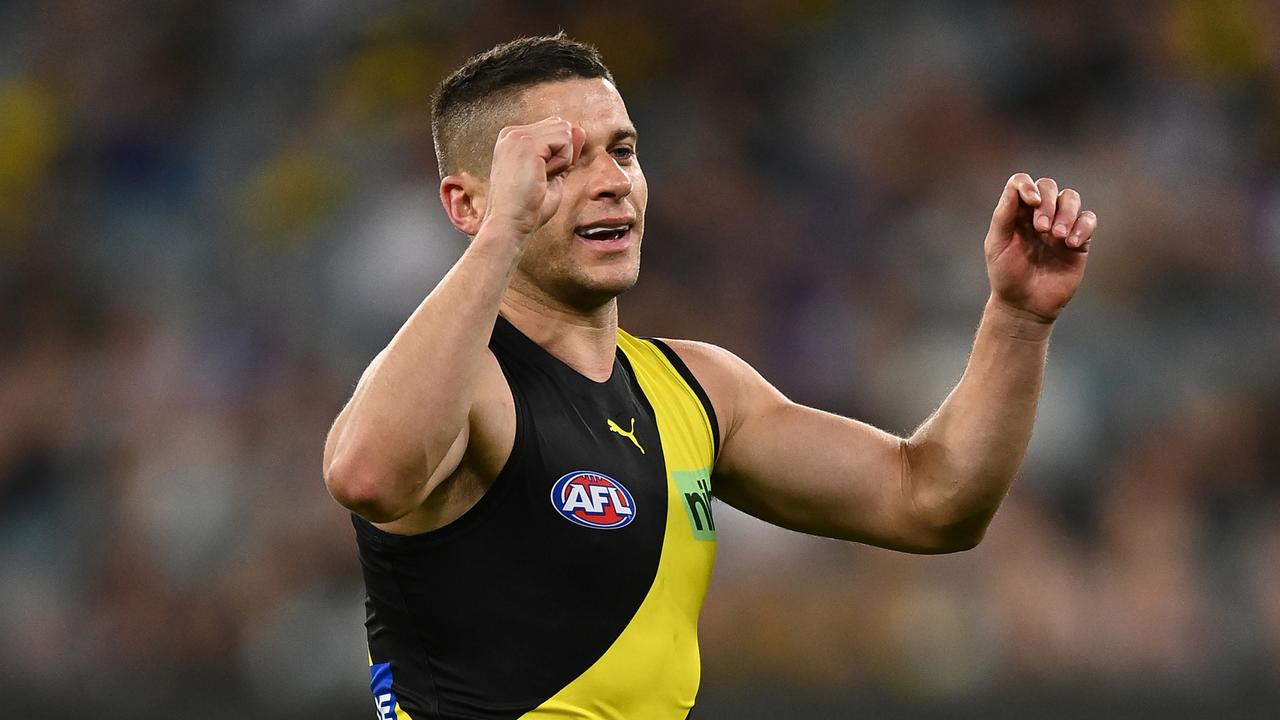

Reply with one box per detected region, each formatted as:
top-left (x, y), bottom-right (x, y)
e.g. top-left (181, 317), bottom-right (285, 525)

top-left (660, 335), bottom-right (742, 371)
top-left (653, 338), bottom-right (747, 388)
top-left (656, 338), bottom-right (779, 390)
top-left (651, 338), bottom-right (789, 447)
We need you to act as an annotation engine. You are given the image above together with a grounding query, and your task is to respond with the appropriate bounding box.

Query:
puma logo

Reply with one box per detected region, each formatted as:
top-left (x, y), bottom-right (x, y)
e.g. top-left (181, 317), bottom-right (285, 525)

top-left (607, 417), bottom-right (645, 454)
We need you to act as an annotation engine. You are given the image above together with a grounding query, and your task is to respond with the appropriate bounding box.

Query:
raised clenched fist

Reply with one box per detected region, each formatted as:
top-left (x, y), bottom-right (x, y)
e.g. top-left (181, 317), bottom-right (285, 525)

top-left (984, 173), bottom-right (1098, 324)
top-left (481, 116), bottom-right (587, 241)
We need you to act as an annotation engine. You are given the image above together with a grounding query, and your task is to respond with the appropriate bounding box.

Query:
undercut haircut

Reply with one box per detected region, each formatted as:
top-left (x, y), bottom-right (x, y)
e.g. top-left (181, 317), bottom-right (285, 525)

top-left (431, 33), bottom-right (615, 179)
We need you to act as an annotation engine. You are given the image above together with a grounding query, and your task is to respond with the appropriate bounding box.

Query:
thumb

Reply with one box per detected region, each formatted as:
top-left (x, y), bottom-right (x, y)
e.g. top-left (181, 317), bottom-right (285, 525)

top-left (570, 126), bottom-right (586, 165)
top-left (989, 181), bottom-right (1021, 236)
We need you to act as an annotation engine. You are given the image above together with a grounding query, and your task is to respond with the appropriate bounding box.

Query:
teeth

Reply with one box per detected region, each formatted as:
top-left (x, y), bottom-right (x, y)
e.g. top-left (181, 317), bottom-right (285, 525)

top-left (579, 225), bottom-right (629, 238)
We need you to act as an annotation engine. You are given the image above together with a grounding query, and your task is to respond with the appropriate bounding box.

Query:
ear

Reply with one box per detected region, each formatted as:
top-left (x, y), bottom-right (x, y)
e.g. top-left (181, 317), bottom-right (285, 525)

top-left (439, 171), bottom-right (487, 236)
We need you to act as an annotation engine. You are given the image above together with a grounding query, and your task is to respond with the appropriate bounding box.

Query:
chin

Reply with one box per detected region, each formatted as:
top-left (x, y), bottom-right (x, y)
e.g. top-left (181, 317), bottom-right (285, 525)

top-left (597, 261), bottom-right (641, 294)
top-left (585, 276), bottom-right (640, 305)
top-left (561, 268), bottom-right (640, 309)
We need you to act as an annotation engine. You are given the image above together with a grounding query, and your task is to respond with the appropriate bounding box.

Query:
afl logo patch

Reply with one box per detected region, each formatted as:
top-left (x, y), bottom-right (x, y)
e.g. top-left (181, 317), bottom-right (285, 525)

top-left (550, 471), bottom-right (636, 529)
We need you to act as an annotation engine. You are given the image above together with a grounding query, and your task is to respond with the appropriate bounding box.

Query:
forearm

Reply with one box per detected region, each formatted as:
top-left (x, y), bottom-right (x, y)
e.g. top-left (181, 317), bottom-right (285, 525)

top-left (903, 296), bottom-right (1052, 542)
top-left (324, 224), bottom-right (522, 515)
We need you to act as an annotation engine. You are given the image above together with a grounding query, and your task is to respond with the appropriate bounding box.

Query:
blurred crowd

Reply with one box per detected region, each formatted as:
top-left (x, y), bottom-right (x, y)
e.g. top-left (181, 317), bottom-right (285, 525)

top-left (2, 0), bottom-right (1279, 715)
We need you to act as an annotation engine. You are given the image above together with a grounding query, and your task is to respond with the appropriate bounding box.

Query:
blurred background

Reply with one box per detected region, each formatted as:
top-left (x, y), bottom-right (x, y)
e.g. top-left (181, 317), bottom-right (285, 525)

top-left (2, 0), bottom-right (1279, 717)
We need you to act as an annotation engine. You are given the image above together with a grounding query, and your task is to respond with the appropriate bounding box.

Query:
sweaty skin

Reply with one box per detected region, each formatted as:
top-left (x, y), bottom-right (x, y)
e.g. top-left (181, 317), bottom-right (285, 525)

top-left (323, 76), bottom-right (1098, 551)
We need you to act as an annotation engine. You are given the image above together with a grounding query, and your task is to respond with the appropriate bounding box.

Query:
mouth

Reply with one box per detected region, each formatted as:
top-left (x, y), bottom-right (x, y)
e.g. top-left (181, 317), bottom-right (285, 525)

top-left (575, 220), bottom-right (635, 247)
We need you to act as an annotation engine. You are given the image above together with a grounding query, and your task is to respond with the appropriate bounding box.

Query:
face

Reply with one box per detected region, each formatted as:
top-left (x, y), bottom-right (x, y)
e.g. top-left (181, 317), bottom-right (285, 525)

top-left (497, 78), bottom-right (648, 311)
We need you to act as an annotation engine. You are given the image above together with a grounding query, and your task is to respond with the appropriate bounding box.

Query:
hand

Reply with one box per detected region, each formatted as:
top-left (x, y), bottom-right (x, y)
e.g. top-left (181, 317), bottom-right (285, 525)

top-left (984, 173), bottom-right (1098, 324)
top-left (481, 116), bottom-right (587, 240)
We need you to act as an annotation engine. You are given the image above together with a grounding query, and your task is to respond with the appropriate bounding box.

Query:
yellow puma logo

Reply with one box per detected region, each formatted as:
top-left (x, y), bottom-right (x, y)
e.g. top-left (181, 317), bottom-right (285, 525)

top-left (607, 417), bottom-right (645, 454)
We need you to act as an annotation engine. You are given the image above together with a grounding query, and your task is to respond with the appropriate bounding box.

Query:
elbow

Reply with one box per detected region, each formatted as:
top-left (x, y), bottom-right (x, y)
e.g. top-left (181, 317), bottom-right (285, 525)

top-left (908, 494), bottom-right (998, 553)
top-left (323, 452), bottom-right (415, 523)
top-left (896, 513), bottom-right (988, 554)
top-left (898, 440), bottom-right (1000, 553)
top-left (926, 521), bottom-right (988, 553)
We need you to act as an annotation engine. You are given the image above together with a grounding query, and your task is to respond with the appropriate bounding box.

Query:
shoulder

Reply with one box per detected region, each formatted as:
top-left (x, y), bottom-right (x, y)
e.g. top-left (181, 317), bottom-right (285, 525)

top-left (653, 338), bottom-right (788, 438)
top-left (657, 339), bottom-right (775, 390)
top-left (656, 339), bottom-right (751, 386)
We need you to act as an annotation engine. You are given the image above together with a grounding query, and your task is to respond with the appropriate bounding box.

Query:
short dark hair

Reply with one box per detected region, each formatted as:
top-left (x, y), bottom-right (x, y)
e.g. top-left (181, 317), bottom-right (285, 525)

top-left (431, 33), bottom-right (615, 178)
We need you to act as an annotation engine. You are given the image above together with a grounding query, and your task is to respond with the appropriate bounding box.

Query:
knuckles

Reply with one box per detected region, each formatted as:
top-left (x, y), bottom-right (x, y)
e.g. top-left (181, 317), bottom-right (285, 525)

top-left (997, 173), bottom-right (1099, 239)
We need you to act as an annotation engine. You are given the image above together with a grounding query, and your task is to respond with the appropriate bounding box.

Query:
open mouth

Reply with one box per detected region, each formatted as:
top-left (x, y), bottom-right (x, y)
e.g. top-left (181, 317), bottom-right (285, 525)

top-left (575, 223), bottom-right (633, 242)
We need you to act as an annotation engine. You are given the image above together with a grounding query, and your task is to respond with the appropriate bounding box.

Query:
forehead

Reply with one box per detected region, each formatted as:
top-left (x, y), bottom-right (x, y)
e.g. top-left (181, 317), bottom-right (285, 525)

top-left (510, 78), bottom-right (633, 135)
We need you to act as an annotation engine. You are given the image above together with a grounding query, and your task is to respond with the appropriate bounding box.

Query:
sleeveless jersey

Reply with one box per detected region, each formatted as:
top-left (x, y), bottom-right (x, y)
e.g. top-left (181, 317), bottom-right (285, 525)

top-left (353, 315), bottom-right (720, 719)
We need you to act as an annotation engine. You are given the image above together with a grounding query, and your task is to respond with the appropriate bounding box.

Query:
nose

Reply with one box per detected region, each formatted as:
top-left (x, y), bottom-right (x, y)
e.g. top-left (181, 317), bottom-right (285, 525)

top-left (587, 151), bottom-right (632, 201)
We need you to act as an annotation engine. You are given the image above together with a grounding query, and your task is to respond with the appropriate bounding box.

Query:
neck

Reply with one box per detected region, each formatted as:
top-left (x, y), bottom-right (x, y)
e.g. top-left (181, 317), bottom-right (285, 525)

top-left (500, 286), bottom-right (620, 382)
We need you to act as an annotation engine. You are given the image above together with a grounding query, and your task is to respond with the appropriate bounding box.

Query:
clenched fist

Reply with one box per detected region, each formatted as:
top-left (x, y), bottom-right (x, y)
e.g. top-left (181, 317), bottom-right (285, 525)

top-left (481, 117), bottom-right (587, 241)
top-left (985, 173), bottom-right (1098, 324)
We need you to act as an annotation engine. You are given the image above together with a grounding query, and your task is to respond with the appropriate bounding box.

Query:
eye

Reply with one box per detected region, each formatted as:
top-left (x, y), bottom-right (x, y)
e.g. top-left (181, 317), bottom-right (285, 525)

top-left (610, 146), bottom-right (636, 163)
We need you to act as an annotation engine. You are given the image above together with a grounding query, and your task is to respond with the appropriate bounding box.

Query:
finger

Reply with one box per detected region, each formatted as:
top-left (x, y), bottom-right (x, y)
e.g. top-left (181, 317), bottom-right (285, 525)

top-left (1013, 172), bottom-right (1041, 206)
top-left (499, 115), bottom-right (562, 141)
top-left (1068, 210), bottom-right (1097, 250)
top-left (1051, 188), bottom-right (1080, 241)
top-left (530, 115), bottom-right (565, 129)
top-left (540, 121), bottom-right (576, 176)
top-left (1033, 177), bottom-right (1059, 234)
top-left (991, 173), bottom-right (1040, 234)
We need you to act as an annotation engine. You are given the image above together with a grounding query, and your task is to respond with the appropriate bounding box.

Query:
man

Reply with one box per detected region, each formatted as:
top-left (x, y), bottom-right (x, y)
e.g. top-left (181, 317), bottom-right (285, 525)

top-left (323, 33), bottom-right (1097, 720)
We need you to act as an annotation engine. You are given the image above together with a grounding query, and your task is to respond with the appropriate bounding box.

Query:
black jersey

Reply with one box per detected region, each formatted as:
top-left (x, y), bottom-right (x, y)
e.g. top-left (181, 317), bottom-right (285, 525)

top-left (354, 315), bottom-right (719, 719)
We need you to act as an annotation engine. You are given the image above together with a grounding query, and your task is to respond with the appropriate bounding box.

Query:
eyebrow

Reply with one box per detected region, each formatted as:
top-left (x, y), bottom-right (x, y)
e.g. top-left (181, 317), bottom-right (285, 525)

top-left (608, 127), bottom-right (638, 145)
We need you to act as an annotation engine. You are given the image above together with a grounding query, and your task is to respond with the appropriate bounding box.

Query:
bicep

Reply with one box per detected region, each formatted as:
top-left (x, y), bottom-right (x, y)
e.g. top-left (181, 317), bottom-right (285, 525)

top-left (665, 339), bottom-right (936, 552)
top-left (431, 348), bottom-right (516, 482)
top-left (698, 347), bottom-right (958, 554)
top-left (715, 397), bottom-right (934, 551)
top-left (370, 350), bottom-right (514, 532)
